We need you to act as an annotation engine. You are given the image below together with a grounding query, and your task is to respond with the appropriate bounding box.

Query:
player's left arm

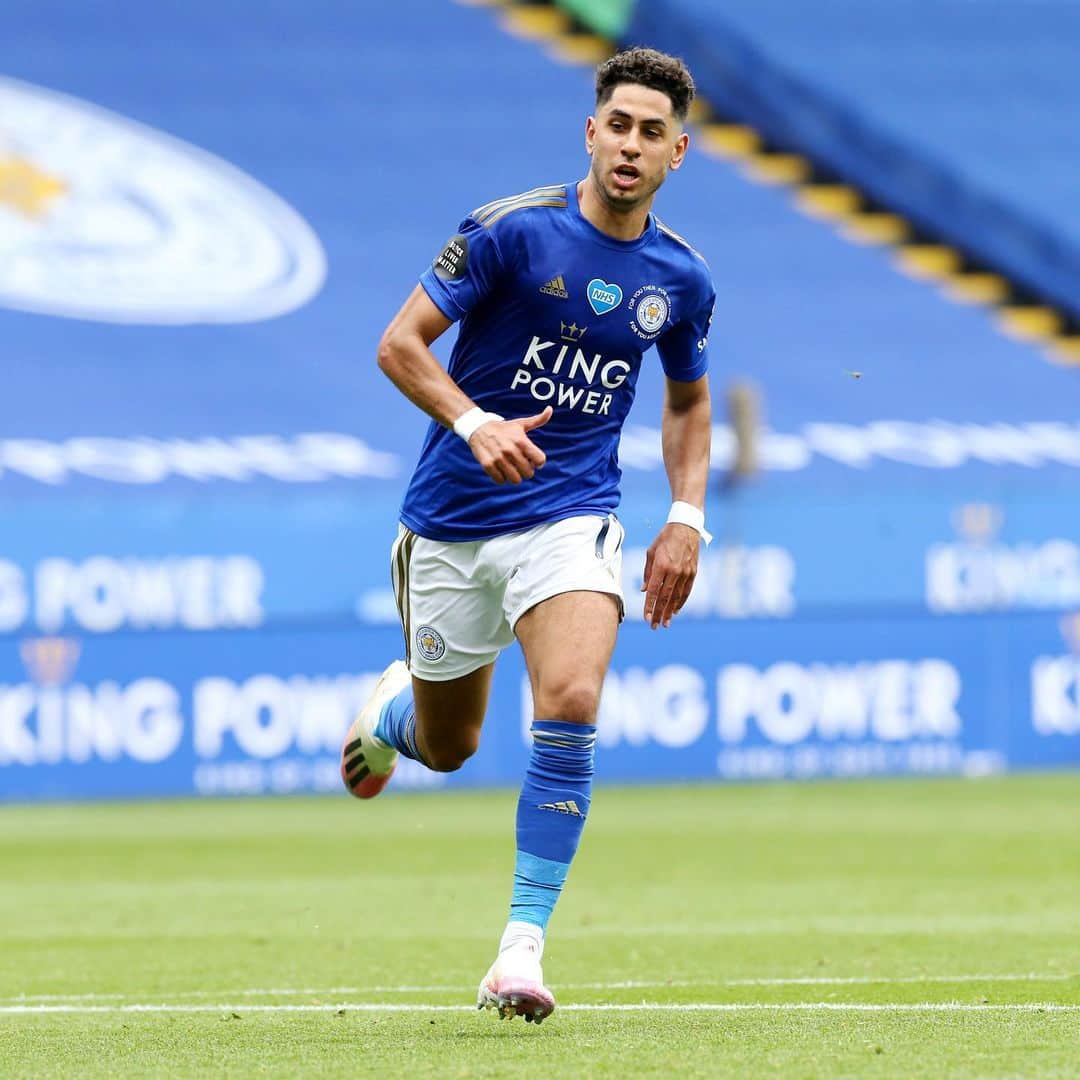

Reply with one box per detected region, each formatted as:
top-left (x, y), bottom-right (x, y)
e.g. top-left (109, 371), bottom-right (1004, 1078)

top-left (641, 373), bottom-right (712, 629)
top-left (642, 268), bottom-right (716, 630)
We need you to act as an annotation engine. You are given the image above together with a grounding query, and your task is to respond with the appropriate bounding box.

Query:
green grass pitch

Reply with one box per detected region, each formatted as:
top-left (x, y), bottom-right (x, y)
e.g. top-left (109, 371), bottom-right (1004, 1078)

top-left (2, 775), bottom-right (1079, 1077)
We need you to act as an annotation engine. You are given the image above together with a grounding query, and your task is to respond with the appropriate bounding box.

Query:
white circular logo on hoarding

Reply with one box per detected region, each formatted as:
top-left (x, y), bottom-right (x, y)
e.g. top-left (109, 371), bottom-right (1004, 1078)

top-left (0, 76), bottom-right (326, 324)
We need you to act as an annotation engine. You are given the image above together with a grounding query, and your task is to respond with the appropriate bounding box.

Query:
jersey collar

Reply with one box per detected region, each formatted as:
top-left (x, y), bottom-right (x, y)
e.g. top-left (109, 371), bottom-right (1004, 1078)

top-left (569, 181), bottom-right (657, 252)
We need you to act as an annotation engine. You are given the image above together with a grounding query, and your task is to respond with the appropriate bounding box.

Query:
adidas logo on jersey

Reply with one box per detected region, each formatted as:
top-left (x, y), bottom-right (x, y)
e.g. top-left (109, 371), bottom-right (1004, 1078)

top-left (537, 800), bottom-right (584, 817)
top-left (539, 274), bottom-right (569, 299)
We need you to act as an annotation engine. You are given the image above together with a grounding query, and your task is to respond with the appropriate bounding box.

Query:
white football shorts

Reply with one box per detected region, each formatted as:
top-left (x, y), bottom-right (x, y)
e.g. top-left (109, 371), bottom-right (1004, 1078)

top-left (390, 514), bottom-right (626, 681)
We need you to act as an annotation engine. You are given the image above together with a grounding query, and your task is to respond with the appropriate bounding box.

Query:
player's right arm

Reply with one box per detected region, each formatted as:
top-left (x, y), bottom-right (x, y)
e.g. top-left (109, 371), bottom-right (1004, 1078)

top-left (377, 285), bottom-right (551, 485)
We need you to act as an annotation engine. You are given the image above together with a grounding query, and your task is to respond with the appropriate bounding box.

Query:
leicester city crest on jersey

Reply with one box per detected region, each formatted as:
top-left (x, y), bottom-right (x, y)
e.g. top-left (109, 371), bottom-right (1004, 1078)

top-left (629, 285), bottom-right (672, 340)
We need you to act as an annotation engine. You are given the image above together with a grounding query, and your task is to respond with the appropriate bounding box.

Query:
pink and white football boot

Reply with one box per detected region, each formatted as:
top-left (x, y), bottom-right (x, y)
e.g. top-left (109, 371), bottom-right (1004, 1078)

top-left (477, 937), bottom-right (556, 1024)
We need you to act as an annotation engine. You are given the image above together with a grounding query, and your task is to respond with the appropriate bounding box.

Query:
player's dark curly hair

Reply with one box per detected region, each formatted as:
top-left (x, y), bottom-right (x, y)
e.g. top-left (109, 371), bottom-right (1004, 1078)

top-left (595, 47), bottom-right (695, 121)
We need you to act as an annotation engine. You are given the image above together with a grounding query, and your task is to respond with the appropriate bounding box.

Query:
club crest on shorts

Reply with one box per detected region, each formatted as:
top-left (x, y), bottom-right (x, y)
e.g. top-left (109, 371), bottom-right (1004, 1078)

top-left (629, 285), bottom-right (672, 340)
top-left (415, 625), bottom-right (446, 662)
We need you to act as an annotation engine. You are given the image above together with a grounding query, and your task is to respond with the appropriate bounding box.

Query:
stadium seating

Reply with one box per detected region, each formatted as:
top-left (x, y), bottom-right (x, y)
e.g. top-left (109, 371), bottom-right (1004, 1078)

top-left (627, 0), bottom-right (1080, 318)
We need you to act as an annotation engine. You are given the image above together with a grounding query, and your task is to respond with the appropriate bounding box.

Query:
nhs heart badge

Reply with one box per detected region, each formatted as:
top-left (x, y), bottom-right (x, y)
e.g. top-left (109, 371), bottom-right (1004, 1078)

top-left (587, 278), bottom-right (623, 316)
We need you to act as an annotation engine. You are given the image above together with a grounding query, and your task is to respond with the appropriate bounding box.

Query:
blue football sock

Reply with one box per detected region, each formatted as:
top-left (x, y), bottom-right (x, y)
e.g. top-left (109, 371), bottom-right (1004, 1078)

top-left (373, 684), bottom-right (427, 765)
top-left (510, 719), bottom-right (596, 932)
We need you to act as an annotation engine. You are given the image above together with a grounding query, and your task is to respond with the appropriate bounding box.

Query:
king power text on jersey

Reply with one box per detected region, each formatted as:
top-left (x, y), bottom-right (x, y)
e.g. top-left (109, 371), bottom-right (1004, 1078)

top-left (510, 336), bottom-right (632, 415)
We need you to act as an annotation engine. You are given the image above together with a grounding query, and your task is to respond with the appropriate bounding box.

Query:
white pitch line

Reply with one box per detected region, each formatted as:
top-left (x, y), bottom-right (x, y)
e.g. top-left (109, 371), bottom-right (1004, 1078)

top-left (725, 973), bottom-right (1079, 987)
top-left (3, 973), bottom-right (1075, 1005)
top-left (1, 1002), bottom-right (1078, 1015)
top-left (0, 983), bottom-right (680, 1003)
top-left (0, 987), bottom-right (453, 1003)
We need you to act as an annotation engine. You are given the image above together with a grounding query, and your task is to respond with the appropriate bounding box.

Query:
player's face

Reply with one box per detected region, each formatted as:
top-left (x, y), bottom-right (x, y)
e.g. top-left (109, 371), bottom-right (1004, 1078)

top-left (585, 84), bottom-right (689, 212)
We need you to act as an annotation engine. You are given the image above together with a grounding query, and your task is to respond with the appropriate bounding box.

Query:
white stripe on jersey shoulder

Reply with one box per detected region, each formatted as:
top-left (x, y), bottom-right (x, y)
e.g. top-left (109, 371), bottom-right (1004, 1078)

top-left (481, 196), bottom-right (567, 229)
top-left (655, 217), bottom-right (708, 262)
top-left (472, 184), bottom-right (566, 221)
top-left (472, 184), bottom-right (567, 224)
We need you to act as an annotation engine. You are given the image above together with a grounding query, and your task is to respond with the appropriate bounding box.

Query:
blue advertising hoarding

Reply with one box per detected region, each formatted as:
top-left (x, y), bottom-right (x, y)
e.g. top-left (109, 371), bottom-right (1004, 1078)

top-left (2, 472), bottom-right (1078, 803)
top-left (3, 609), bottom-right (1078, 802)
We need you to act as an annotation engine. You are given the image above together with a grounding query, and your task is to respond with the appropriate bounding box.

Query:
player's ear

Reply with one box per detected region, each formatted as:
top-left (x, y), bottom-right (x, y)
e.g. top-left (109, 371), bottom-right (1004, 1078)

top-left (668, 130), bottom-right (690, 171)
top-left (585, 115), bottom-right (597, 154)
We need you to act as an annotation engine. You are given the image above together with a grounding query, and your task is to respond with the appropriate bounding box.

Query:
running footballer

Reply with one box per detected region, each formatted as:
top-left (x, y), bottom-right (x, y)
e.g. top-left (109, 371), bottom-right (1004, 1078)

top-left (340, 47), bottom-right (715, 1024)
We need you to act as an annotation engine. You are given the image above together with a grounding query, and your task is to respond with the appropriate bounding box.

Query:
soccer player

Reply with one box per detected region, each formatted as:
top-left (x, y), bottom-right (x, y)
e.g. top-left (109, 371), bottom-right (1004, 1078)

top-left (340, 47), bottom-right (715, 1023)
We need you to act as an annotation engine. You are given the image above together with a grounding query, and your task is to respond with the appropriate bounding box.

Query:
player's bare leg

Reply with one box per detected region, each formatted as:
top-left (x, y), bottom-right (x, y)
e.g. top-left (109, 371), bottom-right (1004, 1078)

top-left (478, 589), bottom-right (619, 1023)
top-left (412, 664), bottom-right (494, 771)
top-left (516, 590), bottom-right (619, 723)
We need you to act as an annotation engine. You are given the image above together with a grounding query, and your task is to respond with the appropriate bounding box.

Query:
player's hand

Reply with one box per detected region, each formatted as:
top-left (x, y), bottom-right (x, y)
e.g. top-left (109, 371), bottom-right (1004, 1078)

top-left (641, 523), bottom-right (700, 629)
top-left (468, 406), bottom-right (552, 484)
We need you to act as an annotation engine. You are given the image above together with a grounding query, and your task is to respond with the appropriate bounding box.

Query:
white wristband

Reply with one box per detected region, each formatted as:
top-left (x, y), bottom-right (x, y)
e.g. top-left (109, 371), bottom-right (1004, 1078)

top-left (452, 406), bottom-right (503, 443)
top-left (667, 500), bottom-right (713, 545)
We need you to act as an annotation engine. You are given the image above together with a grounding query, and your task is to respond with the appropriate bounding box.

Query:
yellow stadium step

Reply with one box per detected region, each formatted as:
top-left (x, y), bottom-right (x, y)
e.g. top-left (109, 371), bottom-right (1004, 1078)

top-left (795, 185), bottom-right (861, 220)
top-left (742, 153), bottom-right (811, 185)
top-left (698, 124), bottom-right (760, 160)
top-left (1047, 337), bottom-right (1080, 366)
top-left (841, 212), bottom-right (909, 246)
top-left (499, 5), bottom-right (570, 39)
top-left (997, 306), bottom-right (1062, 342)
top-left (894, 245), bottom-right (961, 280)
top-left (942, 273), bottom-right (1009, 305)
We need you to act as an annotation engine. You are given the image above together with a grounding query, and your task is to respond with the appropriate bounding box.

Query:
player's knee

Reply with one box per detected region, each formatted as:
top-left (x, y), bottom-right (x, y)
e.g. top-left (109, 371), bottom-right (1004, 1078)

top-left (422, 731), bottom-right (480, 773)
top-left (534, 680), bottom-right (601, 726)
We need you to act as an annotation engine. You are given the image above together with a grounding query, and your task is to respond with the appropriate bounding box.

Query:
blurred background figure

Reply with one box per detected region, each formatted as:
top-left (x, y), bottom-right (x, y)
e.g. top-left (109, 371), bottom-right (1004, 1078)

top-left (723, 379), bottom-right (760, 489)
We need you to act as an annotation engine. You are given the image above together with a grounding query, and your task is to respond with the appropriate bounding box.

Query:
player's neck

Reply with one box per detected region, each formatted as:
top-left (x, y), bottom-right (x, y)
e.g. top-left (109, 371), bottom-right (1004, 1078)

top-left (576, 179), bottom-right (652, 242)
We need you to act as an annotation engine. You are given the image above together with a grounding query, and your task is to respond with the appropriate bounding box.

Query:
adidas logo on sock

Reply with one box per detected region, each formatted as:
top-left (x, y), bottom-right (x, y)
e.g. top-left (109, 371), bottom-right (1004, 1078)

top-left (539, 274), bottom-right (569, 299)
top-left (537, 800), bottom-right (584, 817)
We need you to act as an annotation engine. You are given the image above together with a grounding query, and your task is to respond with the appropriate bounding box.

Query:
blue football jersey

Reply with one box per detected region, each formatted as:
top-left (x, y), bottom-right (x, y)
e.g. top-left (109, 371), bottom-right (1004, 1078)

top-left (400, 182), bottom-right (715, 541)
